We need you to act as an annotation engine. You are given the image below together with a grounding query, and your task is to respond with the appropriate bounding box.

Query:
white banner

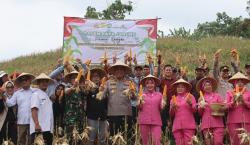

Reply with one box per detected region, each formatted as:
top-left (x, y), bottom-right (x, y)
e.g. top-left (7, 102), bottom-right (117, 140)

top-left (63, 17), bottom-right (157, 64)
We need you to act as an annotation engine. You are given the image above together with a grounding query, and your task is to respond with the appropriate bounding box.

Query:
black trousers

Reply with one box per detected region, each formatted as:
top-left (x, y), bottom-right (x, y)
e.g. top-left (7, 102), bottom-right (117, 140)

top-left (31, 131), bottom-right (53, 145)
top-left (0, 121), bottom-right (17, 145)
top-left (108, 116), bottom-right (132, 144)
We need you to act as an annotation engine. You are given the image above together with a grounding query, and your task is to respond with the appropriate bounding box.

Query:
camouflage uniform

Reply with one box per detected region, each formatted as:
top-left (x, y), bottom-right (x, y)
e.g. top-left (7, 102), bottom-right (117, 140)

top-left (64, 88), bottom-right (86, 134)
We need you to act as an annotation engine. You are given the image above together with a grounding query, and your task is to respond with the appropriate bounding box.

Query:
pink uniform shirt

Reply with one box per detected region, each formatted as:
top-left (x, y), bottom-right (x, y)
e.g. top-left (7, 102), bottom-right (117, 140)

top-left (198, 92), bottom-right (224, 130)
top-left (170, 93), bottom-right (196, 132)
top-left (226, 89), bottom-right (250, 124)
top-left (138, 91), bottom-right (163, 126)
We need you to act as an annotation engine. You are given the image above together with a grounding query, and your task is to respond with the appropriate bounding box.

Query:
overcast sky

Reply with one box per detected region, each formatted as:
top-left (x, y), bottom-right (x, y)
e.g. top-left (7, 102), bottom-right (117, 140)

top-left (0, 0), bottom-right (248, 61)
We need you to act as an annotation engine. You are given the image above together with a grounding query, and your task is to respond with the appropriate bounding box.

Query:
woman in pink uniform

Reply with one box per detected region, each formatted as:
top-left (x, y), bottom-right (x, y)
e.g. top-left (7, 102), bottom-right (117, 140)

top-left (138, 74), bottom-right (165, 145)
top-left (197, 76), bottom-right (225, 145)
top-left (170, 78), bottom-right (196, 145)
top-left (226, 72), bottom-right (250, 145)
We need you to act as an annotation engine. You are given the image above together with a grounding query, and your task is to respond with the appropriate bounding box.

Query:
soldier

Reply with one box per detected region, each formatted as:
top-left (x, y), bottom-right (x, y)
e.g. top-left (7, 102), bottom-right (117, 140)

top-left (63, 70), bottom-right (86, 139)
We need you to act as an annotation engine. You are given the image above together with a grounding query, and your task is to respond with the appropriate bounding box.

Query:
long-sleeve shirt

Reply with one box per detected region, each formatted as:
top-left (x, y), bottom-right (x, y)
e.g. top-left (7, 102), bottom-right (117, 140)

top-left (6, 88), bottom-right (35, 125)
top-left (103, 77), bottom-right (132, 116)
top-left (138, 91), bottom-right (163, 125)
top-left (170, 93), bottom-right (196, 132)
top-left (198, 92), bottom-right (224, 130)
top-left (213, 59), bottom-right (235, 101)
top-left (226, 89), bottom-right (250, 124)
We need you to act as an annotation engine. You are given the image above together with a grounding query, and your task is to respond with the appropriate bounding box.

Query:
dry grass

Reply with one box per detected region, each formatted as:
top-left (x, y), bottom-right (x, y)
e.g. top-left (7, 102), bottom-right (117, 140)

top-left (0, 49), bottom-right (62, 76)
top-left (0, 36), bottom-right (249, 76)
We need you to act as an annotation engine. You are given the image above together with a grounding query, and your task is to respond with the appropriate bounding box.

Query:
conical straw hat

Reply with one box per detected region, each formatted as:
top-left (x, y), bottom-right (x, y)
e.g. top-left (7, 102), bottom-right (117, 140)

top-left (172, 78), bottom-right (192, 91)
top-left (228, 72), bottom-right (250, 84)
top-left (32, 73), bottom-right (54, 85)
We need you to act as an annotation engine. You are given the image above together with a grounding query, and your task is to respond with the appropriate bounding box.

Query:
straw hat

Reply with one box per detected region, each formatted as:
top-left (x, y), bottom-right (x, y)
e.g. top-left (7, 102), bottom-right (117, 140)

top-left (172, 78), bottom-right (192, 91)
top-left (64, 70), bottom-right (84, 82)
top-left (90, 68), bottom-right (106, 78)
top-left (108, 61), bottom-right (131, 74)
top-left (15, 72), bottom-right (35, 83)
top-left (2, 81), bottom-right (14, 91)
top-left (228, 72), bottom-right (250, 84)
top-left (32, 73), bottom-right (54, 85)
top-left (140, 74), bottom-right (160, 86)
top-left (0, 71), bottom-right (7, 78)
top-left (196, 76), bottom-right (218, 92)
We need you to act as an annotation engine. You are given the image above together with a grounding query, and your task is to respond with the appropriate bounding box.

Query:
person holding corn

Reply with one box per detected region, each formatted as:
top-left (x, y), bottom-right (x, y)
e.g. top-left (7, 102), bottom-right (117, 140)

top-left (170, 78), bottom-right (197, 145)
top-left (226, 72), bottom-right (250, 145)
top-left (138, 74), bottom-right (166, 145)
top-left (196, 76), bottom-right (225, 145)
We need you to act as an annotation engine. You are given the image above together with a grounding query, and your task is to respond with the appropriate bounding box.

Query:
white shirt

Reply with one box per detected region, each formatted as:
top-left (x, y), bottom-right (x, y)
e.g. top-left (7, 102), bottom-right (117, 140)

top-left (30, 89), bottom-right (54, 134)
top-left (6, 88), bottom-right (34, 125)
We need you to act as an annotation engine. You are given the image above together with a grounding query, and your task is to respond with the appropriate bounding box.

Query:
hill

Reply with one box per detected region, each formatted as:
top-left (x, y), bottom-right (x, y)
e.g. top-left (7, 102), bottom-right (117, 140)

top-left (0, 36), bottom-right (249, 76)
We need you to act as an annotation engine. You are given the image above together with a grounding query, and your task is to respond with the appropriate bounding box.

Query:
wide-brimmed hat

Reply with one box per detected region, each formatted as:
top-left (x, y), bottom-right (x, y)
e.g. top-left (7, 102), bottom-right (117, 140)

top-left (108, 61), bottom-right (131, 74)
top-left (172, 78), bottom-right (192, 91)
top-left (15, 72), bottom-right (35, 83)
top-left (0, 71), bottom-right (7, 78)
top-left (228, 72), bottom-right (250, 84)
top-left (90, 68), bottom-right (106, 78)
top-left (32, 73), bottom-right (54, 85)
top-left (2, 81), bottom-right (14, 91)
top-left (196, 76), bottom-right (218, 92)
top-left (140, 74), bottom-right (160, 86)
top-left (64, 70), bottom-right (84, 82)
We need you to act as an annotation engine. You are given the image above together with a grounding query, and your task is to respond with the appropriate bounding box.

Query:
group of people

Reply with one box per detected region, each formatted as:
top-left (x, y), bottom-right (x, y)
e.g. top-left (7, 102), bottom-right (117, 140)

top-left (0, 49), bottom-right (250, 145)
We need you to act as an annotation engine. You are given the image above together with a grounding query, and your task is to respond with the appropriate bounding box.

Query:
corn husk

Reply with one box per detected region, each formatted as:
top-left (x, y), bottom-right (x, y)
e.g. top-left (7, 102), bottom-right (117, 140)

top-left (80, 126), bottom-right (93, 143)
top-left (2, 140), bottom-right (15, 145)
top-left (172, 95), bottom-right (177, 105)
top-left (34, 134), bottom-right (45, 145)
top-left (75, 69), bottom-right (83, 83)
top-left (236, 128), bottom-right (250, 145)
top-left (199, 91), bottom-right (207, 108)
top-left (84, 59), bottom-right (91, 66)
top-left (162, 85), bottom-right (167, 99)
top-left (188, 135), bottom-right (201, 145)
top-left (86, 70), bottom-right (91, 81)
top-left (52, 136), bottom-right (69, 145)
top-left (204, 130), bottom-right (214, 145)
top-left (72, 126), bottom-right (81, 141)
top-left (215, 49), bottom-right (222, 55)
top-left (138, 85), bottom-right (144, 104)
top-left (111, 132), bottom-right (127, 145)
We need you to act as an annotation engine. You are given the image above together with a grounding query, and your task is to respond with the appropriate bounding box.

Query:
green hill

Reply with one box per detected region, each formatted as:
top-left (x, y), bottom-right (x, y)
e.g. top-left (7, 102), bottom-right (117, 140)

top-left (0, 36), bottom-right (249, 76)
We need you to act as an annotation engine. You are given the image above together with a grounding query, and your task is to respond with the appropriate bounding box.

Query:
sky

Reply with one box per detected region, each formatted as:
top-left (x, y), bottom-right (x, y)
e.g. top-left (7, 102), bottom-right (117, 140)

top-left (0, 0), bottom-right (248, 61)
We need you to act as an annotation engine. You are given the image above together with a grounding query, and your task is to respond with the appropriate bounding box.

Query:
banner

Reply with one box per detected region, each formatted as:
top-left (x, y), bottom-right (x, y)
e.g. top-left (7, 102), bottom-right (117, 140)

top-left (63, 17), bottom-right (157, 64)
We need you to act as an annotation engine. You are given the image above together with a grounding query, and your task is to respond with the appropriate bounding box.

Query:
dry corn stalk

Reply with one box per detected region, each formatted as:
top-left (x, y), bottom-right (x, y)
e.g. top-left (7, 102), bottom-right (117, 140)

top-left (80, 126), bottom-right (93, 143)
top-left (72, 126), bottom-right (81, 142)
top-left (204, 130), bottom-right (214, 145)
top-left (111, 132), bottom-right (127, 145)
top-left (34, 134), bottom-right (45, 145)
top-left (52, 136), bottom-right (69, 145)
top-left (96, 77), bottom-right (108, 100)
top-left (236, 128), bottom-right (250, 145)
top-left (189, 135), bottom-right (201, 145)
top-left (1, 140), bottom-right (15, 145)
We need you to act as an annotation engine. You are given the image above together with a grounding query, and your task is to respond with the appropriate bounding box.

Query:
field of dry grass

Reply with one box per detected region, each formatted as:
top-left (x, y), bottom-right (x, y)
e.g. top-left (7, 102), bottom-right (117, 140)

top-left (0, 36), bottom-right (249, 76)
